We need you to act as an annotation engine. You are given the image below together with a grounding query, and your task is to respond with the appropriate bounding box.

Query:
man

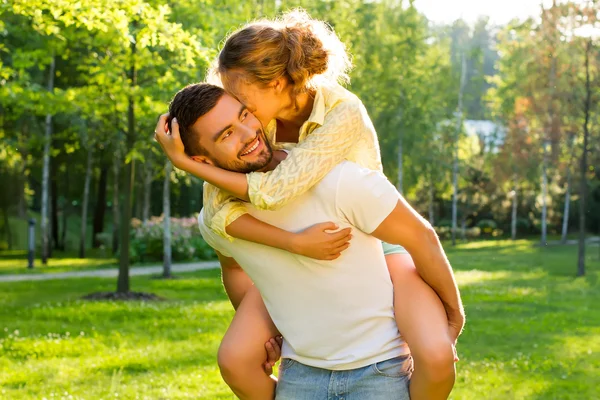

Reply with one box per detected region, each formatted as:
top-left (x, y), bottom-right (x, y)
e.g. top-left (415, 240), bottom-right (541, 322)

top-left (157, 83), bottom-right (464, 399)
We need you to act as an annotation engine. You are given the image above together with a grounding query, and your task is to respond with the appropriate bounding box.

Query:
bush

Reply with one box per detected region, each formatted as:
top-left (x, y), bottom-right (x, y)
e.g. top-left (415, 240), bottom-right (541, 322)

top-left (434, 226), bottom-right (451, 240)
top-left (516, 218), bottom-right (532, 233)
top-left (476, 219), bottom-right (497, 235)
top-left (437, 219), bottom-right (452, 228)
top-left (129, 215), bottom-right (215, 263)
top-left (465, 227), bottom-right (481, 239)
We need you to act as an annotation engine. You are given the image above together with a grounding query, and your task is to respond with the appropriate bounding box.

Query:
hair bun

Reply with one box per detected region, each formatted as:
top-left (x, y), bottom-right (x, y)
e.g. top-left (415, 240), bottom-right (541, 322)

top-left (216, 8), bottom-right (352, 98)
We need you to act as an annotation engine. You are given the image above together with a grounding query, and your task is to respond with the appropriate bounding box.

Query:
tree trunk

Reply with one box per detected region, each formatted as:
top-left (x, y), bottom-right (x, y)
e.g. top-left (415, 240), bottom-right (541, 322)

top-left (163, 161), bottom-right (172, 278)
top-left (17, 130), bottom-right (27, 219)
top-left (541, 140), bottom-right (549, 246)
top-left (511, 176), bottom-right (518, 241)
top-left (143, 159), bottom-right (152, 225)
top-left (17, 167), bottom-right (27, 219)
top-left (577, 40), bottom-right (591, 277)
top-left (3, 208), bottom-right (12, 250)
top-left (117, 36), bottom-right (137, 293)
top-left (41, 55), bottom-right (56, 264)
top-left (92, 164), bottom-right (108, 248)
top-left (561, 164), bottom-right (572, 244)
top-left (51, 166), bottom-right (59, 250)
top-left (112, 151), bottom-right (120, 255)
top-left (79, 146), bottom-right (94, 259)
top-left (452, 52), bottom-right (467, 246)
top-left (60, 167), bottom-right (69, 251)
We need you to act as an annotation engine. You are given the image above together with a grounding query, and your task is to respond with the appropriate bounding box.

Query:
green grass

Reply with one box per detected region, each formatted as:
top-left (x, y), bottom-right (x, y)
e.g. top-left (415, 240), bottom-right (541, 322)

top-left (0, 240), bottom-right (599, 399)
top-left (0, 249), bottom-right (118, 275)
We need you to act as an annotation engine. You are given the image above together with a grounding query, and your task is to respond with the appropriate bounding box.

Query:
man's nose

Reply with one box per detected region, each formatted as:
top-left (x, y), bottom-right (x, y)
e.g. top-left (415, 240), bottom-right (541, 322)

top-left (239, 123), bottom-right (256, 141)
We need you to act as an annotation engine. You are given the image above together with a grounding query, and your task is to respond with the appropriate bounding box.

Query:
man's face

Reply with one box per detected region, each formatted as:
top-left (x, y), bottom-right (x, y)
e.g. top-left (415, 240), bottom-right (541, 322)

top-left (191, 94), bottom-right (272, 173)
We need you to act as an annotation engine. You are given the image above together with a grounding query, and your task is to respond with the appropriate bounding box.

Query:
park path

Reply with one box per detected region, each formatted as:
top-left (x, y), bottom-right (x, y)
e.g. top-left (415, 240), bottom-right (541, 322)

top-left (0, 261), bottom-right (220, 283)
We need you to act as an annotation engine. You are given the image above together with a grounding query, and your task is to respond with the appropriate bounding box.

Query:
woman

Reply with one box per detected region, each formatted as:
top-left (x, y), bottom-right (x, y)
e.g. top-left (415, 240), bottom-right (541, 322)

top-left (155, 9), bottom-right (462, 400)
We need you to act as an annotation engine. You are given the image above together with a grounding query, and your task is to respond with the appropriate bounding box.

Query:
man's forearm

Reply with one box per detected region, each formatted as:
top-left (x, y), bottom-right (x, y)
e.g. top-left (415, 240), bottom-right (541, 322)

top-left (179, 158), bottom-right (250, 201)
top-left (408, 228), bottom-right (463, 315)
top-left (372, 200), bottom-right (464, 328)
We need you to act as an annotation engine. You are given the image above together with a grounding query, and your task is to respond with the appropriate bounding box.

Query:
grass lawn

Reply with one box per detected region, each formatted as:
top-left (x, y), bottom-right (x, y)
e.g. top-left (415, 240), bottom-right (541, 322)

top-left (0, 250), bottom-right (118, 275)
top-left (0, 240), bottom-right (599, 399)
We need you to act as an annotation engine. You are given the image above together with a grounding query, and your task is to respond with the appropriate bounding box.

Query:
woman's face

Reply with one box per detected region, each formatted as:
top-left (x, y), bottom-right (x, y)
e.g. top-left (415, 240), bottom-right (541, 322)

top-left (224, 75), bottom-right (286, 127)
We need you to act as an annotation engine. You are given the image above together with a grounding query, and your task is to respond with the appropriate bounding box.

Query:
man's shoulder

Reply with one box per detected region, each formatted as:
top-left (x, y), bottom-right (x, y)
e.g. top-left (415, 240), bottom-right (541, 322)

top-left (323, 161), bottom-right (387, 183)
top-left (315, 162), bottom-right (389, 198)
top-left (315, 161), bottom-right (354, 190)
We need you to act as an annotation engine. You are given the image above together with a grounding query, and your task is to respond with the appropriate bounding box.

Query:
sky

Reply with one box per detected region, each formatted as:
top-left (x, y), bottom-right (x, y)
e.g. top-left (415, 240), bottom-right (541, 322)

top-left (413, 0), bottom-right (554, 25)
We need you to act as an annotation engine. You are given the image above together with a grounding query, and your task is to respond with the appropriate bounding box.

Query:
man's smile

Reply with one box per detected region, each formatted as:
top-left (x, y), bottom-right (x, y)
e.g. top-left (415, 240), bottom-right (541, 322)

top-left (240, 135), bottom-right (263, 157)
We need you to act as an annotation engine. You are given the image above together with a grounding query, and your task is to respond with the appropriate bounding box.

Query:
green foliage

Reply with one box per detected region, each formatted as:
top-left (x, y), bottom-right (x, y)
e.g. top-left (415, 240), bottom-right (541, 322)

top-left (0, 0), bottom-right (598, 267)
top-left (476, 219), bottom-right (498, 233)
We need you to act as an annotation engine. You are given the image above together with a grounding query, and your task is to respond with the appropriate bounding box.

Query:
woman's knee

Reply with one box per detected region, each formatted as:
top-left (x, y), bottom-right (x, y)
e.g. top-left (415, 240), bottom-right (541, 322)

top-left (218, 340), bottom-right (246, 385)
top-left (413, 339), bottom-right (455, 382)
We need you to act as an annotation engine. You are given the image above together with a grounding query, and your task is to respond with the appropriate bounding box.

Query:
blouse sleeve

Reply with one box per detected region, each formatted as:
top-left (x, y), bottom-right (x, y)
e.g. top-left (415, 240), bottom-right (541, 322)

top-left (201, 182), bottom-right (249, 240)
top-left (246, 99), bottom-right (373, 210)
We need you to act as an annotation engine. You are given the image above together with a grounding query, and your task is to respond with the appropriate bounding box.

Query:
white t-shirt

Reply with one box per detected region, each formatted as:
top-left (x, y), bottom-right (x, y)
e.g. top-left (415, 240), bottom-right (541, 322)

top-left (198, 161), bottom-right (409, 370)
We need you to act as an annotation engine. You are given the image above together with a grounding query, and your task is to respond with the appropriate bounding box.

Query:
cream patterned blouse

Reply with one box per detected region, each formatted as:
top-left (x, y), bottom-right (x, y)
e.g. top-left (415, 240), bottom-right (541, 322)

top-left (202, 82), bottom-right (384, 239)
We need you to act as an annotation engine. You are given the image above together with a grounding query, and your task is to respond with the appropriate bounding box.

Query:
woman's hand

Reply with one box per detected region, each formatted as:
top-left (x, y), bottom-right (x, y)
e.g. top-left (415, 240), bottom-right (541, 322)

top-left (289, 222), bottom-right (352, 260)
top-left (154, 113), bottom-right (189, 170)
top-left (263, 335), bottom-right (283, 376)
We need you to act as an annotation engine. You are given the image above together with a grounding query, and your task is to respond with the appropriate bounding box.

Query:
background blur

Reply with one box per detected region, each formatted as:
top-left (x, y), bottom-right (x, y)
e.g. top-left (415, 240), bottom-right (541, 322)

top-left (0, 1), bottom-right (598, 399)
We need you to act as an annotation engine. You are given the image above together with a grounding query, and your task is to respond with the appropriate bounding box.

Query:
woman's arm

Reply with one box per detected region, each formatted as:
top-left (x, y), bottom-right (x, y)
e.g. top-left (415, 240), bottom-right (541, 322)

top-left (155, 98), bottom-right (371, 211)
top-left (226, 214), bottom-right (351, 260)
top-left (246, 100), bottom-right (371, 210)
top-left (202, 183), bottom-right (351, 260)
top-left (155, 97), bottom-right (365, 256)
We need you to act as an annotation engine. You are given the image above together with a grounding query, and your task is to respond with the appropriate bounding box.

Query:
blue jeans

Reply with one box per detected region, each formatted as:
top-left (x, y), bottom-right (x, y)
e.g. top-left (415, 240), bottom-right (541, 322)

top-left (276, 355), bottom-right (413, 400)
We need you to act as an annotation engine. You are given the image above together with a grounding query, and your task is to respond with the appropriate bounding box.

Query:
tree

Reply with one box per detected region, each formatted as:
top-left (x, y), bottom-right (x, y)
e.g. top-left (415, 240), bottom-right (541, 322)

top-left (452, 52), bottom-right (467, 245)
top-left (163, 161), bottom-right (172, 278)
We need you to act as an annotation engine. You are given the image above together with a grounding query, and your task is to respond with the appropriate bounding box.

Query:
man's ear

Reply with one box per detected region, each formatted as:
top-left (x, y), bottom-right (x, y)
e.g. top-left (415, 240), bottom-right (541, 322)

top-left (190, 155), bottom-right (214, 165)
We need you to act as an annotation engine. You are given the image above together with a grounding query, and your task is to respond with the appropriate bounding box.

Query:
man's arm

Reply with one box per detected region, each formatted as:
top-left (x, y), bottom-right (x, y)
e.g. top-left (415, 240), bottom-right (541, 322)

top-left (371, 198), bottom-right (465, 339)
top-left (216, 251), bottom-right (253, 310)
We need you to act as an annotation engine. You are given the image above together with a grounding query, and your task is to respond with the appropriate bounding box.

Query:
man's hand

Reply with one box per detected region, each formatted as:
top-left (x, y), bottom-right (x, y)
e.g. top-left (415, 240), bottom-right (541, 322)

top-left (263, 335), bottom-right (283, 375)
top-left (447, 308), bottom-right (465, 362)
top-left (154, 113), bottom-right (189, 169)
top-left (289, 222), bottom-right (352, 260)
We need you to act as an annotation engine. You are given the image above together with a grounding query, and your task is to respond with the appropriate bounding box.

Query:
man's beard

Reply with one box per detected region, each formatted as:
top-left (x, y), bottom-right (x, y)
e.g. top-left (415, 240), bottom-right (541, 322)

top-left (212, 130), bottom-right (273, 173)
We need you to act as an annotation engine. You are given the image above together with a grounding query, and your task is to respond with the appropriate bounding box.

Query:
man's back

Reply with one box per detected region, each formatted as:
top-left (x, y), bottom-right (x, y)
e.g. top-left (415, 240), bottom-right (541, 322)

top-left (199, 161), bottom-right (408, 370)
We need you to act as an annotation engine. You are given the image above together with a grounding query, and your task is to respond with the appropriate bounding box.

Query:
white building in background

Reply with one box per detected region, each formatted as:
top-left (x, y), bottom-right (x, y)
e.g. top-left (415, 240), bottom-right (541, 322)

top-left (464, 120), bottom-right (506, 153)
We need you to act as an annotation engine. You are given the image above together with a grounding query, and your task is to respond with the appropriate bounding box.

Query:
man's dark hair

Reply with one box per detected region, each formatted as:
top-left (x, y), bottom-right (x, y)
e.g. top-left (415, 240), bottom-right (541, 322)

top-left (168, 83), bottom-right (225, 157)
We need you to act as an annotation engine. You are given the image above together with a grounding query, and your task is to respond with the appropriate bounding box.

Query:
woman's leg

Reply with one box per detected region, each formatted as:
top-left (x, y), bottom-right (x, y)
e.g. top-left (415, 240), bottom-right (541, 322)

top-left (385, 253), bottom-right (456, 400)
top-left (218, 285), bottom-right (280, 400)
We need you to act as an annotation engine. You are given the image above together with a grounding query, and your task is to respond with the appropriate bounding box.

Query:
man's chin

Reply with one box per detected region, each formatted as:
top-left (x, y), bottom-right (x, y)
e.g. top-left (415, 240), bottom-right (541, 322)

top-left (215, 151), bottom-right (272, 174)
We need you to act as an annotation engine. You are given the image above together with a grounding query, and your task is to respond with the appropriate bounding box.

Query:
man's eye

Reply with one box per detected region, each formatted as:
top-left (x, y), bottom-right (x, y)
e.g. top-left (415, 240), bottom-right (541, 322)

top-left (223, 131), bottom-right (232, 139)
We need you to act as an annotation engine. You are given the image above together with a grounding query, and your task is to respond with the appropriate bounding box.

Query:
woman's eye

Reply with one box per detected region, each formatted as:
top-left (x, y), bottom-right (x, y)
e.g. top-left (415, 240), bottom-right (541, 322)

top-left (223, 131), bottom-right (232, 139)
top-left (241, 111), bottom-right (248, 121)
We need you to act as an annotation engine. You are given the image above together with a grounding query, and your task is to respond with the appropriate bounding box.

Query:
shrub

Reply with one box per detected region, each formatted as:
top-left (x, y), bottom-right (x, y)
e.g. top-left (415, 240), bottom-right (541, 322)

top-left (437, 219), bottom-right (452, 228)
top-left (476, 219), bottom-right (497, 234)
top-left (516, 218), bottom-right (532, 233)
top-left (465, 227), bottom-right (481, 239)
top-left (129, 215), bottom-right (215, 263)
